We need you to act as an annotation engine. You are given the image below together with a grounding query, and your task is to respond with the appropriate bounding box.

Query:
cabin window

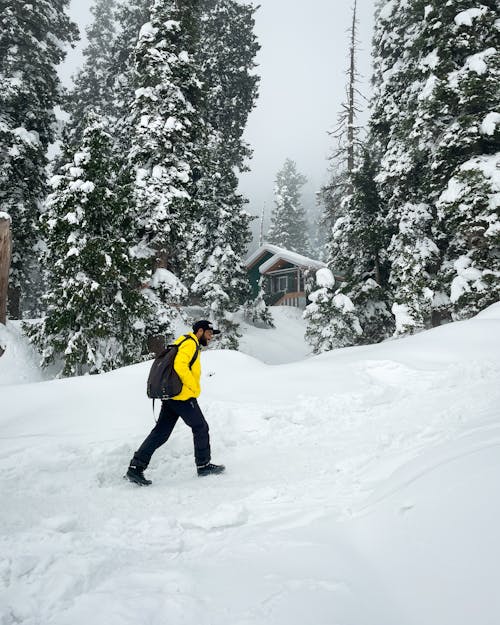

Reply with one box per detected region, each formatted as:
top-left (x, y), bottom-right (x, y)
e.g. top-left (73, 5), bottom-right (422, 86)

top-left (271, 275), bottom-right (288, 293)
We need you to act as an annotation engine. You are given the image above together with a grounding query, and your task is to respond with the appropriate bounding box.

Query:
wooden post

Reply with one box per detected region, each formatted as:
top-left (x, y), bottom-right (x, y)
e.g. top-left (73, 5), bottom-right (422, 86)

top-left (0, 214), bottom-right (12, 356)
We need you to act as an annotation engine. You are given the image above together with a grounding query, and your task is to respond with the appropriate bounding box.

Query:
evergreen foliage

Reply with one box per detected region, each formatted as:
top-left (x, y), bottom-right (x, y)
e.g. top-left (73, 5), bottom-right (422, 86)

top-left (0, 0), bottom-right (78, 317)
top-left (306, 0), bottom-right (373, 352)
top-left (63, 0), bottom-right (118, 153)
top-left (437, 157), bottom-right (500, 320)
top-left (304, 268), bottom-right (362, 352)
top-left (190, 0), bottom-right (261, 347)
top-left (28, 115), bottom-right (157, 376)
top-left (319, 0), bottom-right (363, 241)
top-left (243, 276), bottom-right (275, 328)
top-left (331, 150), bottom-right (393, 343)
top-left (309, 0), bottom-right (499, 352)
top-left (111, 0), bottom-right (151, 128)
top-left (268, 159), bottom-right (310, 255)
top-left (430, 2), bottom-right (500, 320)
top-left (370, 0), bottom-right (443, 334)
top-left (373, 0), bottom-right (499, 331)
top-left (306, 150), bottom-right (393, 352)
top-left (127, 0), bottom-right (204, 283)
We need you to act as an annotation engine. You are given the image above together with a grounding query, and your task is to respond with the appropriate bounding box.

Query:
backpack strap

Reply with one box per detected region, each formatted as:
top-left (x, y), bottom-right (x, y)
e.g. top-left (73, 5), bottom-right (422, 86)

top-left (179, 334), bottom-right (201, 370)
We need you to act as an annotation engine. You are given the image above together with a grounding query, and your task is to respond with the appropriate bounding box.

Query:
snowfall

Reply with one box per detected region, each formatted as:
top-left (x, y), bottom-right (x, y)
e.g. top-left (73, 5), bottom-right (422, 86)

top-left (1, 304), bottom-right (500, 625)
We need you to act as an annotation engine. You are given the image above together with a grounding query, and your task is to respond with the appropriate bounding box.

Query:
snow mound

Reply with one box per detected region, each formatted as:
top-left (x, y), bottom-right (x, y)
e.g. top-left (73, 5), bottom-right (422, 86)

top-left (0, 322), bottom-right (45, 385)
top-left (474, 301), bottom-right (500, 319)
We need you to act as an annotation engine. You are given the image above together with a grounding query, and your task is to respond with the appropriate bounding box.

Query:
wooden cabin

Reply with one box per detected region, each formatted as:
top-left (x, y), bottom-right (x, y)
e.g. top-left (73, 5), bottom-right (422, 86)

top-left (245, 244), bottom-right (331, 308)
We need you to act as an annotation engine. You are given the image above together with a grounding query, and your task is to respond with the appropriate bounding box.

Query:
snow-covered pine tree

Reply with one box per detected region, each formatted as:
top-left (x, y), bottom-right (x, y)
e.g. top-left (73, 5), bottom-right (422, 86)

top-left (127, 0), bottom-right (204, 326)
top-left (426, 2), bottom-right (500, 320)
top-left (197, 0), bottom-right (260, 173)
top-left (268, 159), bottom-right (310, 254)
top-left (330, 149), bottom-right (394, 343)
top-left (110, 0), bottom-right (151, 147)
top-left (0, 0), bottom-right (78, 318)
top-left (243, 276), bottom-right (275, 328)
top-left (190, 0), bottom-right (261, 347)
top-left (437, 156), bottom-right (500, 320)
top-left (319, 0), bottom-right (364, 234)
top-left (373, 0), bottom-right (499, 330)
top-left (307, 0), bottom-right (387, 351)
top-left (28, 114), bottom-right (156, 376)
top-left (63, 0), bottom-right (118, 153)
top-left (304, 267), bottom-right (362, 353)
top-left (370, 0), bottom-right (448, 335)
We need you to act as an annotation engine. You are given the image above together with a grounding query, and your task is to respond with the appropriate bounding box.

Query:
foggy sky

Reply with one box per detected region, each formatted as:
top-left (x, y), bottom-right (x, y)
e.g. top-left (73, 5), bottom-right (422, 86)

top-left (62, 0), bottom-right (376, 244)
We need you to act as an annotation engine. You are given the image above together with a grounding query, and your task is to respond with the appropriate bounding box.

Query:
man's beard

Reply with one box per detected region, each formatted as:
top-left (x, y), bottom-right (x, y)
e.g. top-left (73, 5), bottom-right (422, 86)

top-left (199, 336), bottom-right (208, 347)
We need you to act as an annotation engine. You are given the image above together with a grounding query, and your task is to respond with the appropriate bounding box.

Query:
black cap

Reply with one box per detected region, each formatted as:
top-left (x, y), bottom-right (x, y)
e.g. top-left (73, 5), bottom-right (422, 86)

top-left (192, 320), bottom-right (221, 335)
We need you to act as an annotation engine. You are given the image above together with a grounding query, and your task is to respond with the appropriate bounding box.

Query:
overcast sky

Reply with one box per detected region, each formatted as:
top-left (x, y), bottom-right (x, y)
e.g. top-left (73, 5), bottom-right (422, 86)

top-left (62, 0), bottom-right (376, 242)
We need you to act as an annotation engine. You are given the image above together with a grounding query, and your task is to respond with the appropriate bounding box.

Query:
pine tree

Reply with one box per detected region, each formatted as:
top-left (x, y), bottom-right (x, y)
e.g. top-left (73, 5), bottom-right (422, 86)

top-left (190, 0), bottom-right (260, 347)
top-left (111, 0), bottom-right (151, 146)
top-left (0, 0), bottom-right (78, 318)
top-left (306, 149), bottom-right (393, 351)
top-left (307, 1), bottom-right (386, 351)
top-left (369, 0), bottom-right (445, 335)
top-left (319, 0), bottom-right (364, 235)
top-left (304, 268), bottom-right (362, 353)
top-left (371, 0), bottom-right (499, 331)
top-left (28, 114), bottom-right (157, 376)
top-left (191, 242), bottom-right (247, 349)
top-left (127, 0), bottom-right (204, 305)
top-left (63, 0), bottom-right (118, 152)
top-left (268, 159), bottom-right (310, 254)
top-left (428, 1), bottom-right (500, 320)
top-left (243, 276), bottom-right (275, 328)
top-left (332, 149), bottom-right (394, 342)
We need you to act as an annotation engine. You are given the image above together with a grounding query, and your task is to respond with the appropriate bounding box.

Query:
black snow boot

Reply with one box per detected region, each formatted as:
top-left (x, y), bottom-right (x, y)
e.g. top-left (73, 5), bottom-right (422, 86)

top-left (125, 458), bottom-right (152, 486)
top-left (197, 462), bottom-right (225, 477)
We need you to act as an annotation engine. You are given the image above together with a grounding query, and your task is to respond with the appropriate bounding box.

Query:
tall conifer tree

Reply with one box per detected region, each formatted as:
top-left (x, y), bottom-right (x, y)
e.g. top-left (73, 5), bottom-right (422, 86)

top-left (127, 0), bottom-right (204, 330)
top-left (319, 0), bottom-right (363, 233)
top-left (190, 0), bottom-right (260, 347)
top-left (29, 115), bottom-right (156, 376)
top-left (373, 0), bottom-right (499, 331)
top-left (0, 0), bottom-right (78, 318)
top-left (111, 0), bottom-right (151, 148)
top-left (63, 0), bottom-right (118, 153)
top-left (306, 1), bottom-right (386, 352)
top-left (429, 2), bottom-right (500, 320)
top-left (268, 159), bottom-right (310, 254)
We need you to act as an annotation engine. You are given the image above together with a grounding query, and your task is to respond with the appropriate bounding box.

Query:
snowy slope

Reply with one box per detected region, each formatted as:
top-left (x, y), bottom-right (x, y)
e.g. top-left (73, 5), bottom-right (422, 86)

top-left (236, 306), bottom-right (311, 364)
top-left (1, 304), bottom-right (500, 625)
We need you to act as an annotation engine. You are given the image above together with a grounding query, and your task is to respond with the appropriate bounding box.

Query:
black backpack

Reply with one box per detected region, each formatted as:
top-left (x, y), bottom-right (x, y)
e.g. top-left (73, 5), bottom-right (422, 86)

top-left (147, 335), bottom-right (200, 400)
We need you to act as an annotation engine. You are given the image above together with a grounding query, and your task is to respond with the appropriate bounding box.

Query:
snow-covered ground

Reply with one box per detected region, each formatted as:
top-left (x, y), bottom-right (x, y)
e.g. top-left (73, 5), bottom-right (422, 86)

top-left (1, 304), bottom-right (500, 625)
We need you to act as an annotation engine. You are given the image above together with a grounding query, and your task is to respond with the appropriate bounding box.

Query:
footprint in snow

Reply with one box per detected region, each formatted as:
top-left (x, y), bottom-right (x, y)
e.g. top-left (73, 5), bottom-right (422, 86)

top-left (180, 503), bottom-right (249, 531)
top-left (42, 515), bottom-right (78, 533)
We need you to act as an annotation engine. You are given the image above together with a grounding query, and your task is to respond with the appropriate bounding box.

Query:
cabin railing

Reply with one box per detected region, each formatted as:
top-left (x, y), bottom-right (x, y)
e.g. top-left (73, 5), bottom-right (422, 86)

top-left (274, 291), bottom-right (306, 308)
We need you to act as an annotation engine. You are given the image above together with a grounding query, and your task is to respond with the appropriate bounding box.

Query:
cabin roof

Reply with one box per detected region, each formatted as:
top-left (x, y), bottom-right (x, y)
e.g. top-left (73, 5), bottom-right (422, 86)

top-left (245, 244), bottom-right (326, 274)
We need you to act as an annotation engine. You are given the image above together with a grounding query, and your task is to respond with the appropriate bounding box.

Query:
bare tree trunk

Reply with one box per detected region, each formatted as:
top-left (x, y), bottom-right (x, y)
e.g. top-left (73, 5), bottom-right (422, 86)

top-left (147, 250), bottom-right (169, 355)
top-left (0, 215), bottom-right (12, 356)
top-left (347, 0), bottom-right (357, 178)
top-left (374, 250), bottom-right (382, 286)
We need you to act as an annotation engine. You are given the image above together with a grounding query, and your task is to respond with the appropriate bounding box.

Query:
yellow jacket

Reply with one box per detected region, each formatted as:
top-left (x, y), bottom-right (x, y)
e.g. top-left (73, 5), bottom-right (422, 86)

top-left (172, 333), bottom-right (201, 400)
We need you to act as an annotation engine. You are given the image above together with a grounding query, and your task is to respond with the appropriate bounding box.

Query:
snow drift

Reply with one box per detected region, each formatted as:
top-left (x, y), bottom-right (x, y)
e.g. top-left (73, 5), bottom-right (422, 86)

top-left (1, 304), bottom-right (500, 625)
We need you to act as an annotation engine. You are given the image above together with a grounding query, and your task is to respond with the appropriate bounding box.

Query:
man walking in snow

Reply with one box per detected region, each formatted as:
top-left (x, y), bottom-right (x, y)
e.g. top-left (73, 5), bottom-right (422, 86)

top-left (126, 320), bottom-right (225, 486)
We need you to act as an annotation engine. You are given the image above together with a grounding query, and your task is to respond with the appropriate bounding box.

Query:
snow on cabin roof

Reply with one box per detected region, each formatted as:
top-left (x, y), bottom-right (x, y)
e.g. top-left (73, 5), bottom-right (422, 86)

top-left (245, 244), bottom-right (326, 273)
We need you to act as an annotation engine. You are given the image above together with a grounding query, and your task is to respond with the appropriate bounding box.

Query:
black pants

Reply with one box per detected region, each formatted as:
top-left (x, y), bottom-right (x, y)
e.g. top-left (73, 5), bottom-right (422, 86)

top-left (134, 398), bottom-right (211, 468)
